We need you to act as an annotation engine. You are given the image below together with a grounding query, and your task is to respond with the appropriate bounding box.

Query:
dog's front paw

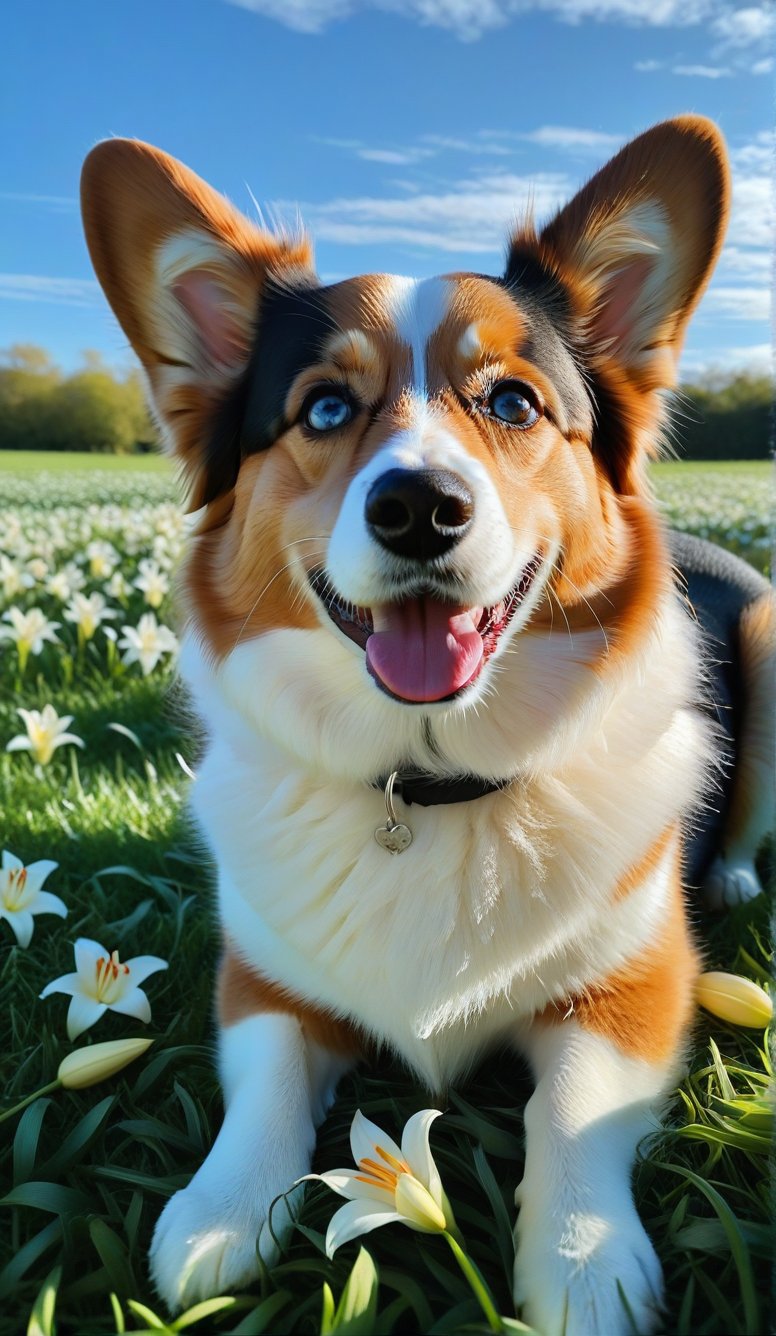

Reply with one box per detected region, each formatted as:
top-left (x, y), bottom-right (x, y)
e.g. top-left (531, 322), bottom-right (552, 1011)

top-left (514, 1205), bottom-right (663, 1336)
top-left (150, 1180), bottom-right (294, 1313)
top-left (703, 855), bottom-right (764, 911)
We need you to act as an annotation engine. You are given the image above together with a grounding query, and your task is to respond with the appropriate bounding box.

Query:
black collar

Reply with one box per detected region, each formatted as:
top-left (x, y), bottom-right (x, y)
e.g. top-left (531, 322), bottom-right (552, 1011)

top-left (374, 770), bottom-right (507, 807)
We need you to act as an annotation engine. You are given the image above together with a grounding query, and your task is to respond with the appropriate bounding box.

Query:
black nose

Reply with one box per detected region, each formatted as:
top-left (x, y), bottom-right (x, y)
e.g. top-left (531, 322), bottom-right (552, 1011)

top-left (365, 468), bottom-right (474, 560)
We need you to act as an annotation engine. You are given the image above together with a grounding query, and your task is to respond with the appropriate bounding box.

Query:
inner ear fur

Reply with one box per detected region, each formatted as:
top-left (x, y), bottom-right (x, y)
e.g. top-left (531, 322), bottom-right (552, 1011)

top-left (81, 138), bottom-right (314, 508)
top-left (506, 116), bottom-right (730, 492)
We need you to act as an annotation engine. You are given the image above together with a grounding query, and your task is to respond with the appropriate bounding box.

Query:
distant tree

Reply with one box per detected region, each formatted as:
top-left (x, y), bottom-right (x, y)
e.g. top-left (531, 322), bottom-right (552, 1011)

top-left (672, 370), bottom-right (771, 461)
top-left (0, 345), bottom-right (156, 452)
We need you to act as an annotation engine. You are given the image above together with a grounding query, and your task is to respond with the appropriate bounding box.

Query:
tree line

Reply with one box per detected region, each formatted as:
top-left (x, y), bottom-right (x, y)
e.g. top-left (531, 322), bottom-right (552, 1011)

top-left (0, 344), bottom-right (770, 460)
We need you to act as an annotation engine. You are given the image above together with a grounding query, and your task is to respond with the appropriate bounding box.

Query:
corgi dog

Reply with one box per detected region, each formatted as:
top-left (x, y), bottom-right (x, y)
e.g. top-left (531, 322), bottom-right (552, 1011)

top-left (81, 117), bottom-right (774, 1335)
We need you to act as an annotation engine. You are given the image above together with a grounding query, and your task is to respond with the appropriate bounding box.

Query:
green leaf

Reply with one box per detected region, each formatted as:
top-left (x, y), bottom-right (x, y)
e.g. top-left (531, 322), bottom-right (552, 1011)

top-left (446, 1092), bottom-right (523, 1159)
top-left (89, 1218), bottom-right (136, 1297)
top-left (170, 1296), bottom-right (239, 1329)
top-left (40, 1096), bottom-right (115, 1178)
top-left (652, 1161), bottom-right (759, 1335)
top-left (125, 1297), bottom-right (172, 1331)
top-left (471, 1143), bottom-right (515, 1287)
top-left (0, 1182), bottom-right (91, 1218)
top-left (13, 1098), bottom-right (53, 1186)
top-left (329, 1247), bottom-right (379, 1333)
top-left (109, 1294), bottom-right (126, 1335)
top-left (27, 1265), bottom-right (61, 1336)
top-left (0, 1220), bottom-right (61, 1298)
top-left (320, 1282), bottom-right (335, 1336)
top-left (229, 1291), bottom-right (293, 1334)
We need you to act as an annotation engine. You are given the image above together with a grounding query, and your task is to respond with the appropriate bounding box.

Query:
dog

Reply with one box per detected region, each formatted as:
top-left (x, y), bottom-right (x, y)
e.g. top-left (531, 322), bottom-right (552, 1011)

top-left (81, 116), bottom-right (774, 1334)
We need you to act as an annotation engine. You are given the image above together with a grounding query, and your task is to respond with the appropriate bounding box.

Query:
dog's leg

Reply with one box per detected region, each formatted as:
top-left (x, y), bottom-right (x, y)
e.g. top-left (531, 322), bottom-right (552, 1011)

top-left (514, 872), bottom-right (697, 1336)
top-left (150, 951), bottom-right (356, 1313)
top-left (704, 589), bottom-right (775, 910)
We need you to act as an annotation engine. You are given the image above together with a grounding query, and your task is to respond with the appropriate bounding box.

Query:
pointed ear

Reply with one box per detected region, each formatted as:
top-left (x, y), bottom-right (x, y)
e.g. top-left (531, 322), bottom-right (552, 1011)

top-left (81, 138), bottom-right (314, 506)
top-left (507, 116), bottom-right (730, 393)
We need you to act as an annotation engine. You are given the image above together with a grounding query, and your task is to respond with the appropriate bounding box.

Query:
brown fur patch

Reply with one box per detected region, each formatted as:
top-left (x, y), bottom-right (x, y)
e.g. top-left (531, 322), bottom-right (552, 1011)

top-left (613, 826), bottom-right (677, 903)
top-left (543, 843), bottom-right (699, 1063)
top-left (218, 946), bottom-right (362, 1055)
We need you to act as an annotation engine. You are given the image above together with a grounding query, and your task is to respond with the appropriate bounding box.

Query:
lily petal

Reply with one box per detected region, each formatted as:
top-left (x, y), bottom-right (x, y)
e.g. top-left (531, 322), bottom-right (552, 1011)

top-left (8, 909), bottom-right (34, 948)
top-left (302, 1170), bottom-right (393, 1203)
top-left (33, 892), bottom-right (68, 919)
top-left (6, 737), bottom-right (33, 752)
top-left (1, 850), bottom-right (23, 871)
top-left (74, 938), bottom-right (108, 976)
top-left (22, 860), bottom-right (59, 895)
top-left (110, 987), bottom-right (151, 1023)
top-left (67, 994), bottom-right (107, 1041)
top-left (401, 1109), bottom-right (444, 1203)
top-left (124, 955), bottom-right (168, 987)
top-left (40, 971), bottom-right (81, 999)
top-left (350, 1109), bottom-right (404, 1170)
top-left (325, 1197), bottom-right (408, 1258)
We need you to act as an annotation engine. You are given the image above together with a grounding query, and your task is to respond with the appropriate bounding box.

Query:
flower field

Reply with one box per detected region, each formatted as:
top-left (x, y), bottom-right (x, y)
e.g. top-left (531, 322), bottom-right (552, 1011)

top-left (0, 453), bottom-right (771, 1336)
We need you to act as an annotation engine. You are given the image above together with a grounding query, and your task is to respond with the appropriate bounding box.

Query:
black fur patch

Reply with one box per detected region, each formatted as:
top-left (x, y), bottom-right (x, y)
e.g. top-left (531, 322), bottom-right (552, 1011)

top-left (199, 278), bottom-right (336, 504)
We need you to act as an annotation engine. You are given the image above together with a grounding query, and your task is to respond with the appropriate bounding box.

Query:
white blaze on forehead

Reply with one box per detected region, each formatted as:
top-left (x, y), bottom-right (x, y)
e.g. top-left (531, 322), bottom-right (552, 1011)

top-left (381, 275), bottom-right (452, 400)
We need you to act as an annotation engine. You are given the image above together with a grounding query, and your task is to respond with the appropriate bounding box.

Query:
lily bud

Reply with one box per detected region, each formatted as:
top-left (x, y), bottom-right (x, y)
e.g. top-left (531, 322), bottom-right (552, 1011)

top-left (696, 972), bottom-right (773, 1029)
top-left (57, 1037), bottom-right (153, 1089)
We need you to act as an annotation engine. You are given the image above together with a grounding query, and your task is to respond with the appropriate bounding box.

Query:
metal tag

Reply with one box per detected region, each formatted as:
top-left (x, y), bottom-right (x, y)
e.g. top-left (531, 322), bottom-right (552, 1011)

top-left (374, 821), bottom-right (413, 854)
top-left (374, 772), bottom-right (412, 854)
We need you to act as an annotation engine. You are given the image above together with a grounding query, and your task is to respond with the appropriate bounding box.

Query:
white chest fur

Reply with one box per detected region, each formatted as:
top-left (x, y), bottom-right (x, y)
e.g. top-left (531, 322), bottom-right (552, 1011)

top-left (182, 602), bottom-right (711, 1090)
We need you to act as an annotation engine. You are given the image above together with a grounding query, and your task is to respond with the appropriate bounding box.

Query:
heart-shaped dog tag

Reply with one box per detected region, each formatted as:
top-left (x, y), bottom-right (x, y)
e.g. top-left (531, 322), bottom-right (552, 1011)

top-left (374, 822), bottom-right (412, 854)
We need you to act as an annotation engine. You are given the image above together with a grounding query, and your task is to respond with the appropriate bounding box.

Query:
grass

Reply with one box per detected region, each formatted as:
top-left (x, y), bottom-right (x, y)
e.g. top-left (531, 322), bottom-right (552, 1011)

top-left (0, 453), bottom-right (772, 1336)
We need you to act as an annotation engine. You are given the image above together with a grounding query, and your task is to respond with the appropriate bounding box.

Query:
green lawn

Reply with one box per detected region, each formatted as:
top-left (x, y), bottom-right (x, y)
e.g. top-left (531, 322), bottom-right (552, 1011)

top-left (0, 455), bottom-right (771, 1336)
top-left (0, 450), bottom-right (171, 476)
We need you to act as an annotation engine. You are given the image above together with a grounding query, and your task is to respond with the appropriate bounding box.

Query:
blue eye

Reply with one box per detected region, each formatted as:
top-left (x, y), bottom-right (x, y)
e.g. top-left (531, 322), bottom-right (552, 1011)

top-left (488, 381), bottom-right (540, 428)
top-left (305, 390), bottom-right (353, 433)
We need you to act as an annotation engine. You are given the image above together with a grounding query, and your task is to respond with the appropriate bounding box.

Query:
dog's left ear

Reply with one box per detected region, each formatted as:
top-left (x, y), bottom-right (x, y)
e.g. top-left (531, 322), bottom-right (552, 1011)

top-left (507, 116), bottom-right (730, 396)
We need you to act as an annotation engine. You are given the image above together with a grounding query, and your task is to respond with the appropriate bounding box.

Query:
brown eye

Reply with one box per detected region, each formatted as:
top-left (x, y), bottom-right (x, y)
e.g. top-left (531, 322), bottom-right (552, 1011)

top-left (487, 381), bottom-right (540, 428)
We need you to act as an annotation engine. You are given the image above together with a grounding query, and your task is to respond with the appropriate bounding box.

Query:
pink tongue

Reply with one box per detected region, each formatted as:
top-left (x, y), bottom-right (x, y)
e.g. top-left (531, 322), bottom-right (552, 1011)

top-left (366, 597), bottom-right (484, 703)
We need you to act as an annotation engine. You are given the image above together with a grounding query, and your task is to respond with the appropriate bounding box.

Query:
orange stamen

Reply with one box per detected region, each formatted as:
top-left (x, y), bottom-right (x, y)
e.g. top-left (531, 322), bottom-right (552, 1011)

top-left (375, 1145), bottom-right (410, 1174)
top-left (359, 1157), bottom-right (399, 1187)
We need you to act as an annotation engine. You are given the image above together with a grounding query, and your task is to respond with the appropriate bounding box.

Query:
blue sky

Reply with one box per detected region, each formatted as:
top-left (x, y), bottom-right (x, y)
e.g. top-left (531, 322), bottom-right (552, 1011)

top-left (2, 0), bottom-right (771, 380)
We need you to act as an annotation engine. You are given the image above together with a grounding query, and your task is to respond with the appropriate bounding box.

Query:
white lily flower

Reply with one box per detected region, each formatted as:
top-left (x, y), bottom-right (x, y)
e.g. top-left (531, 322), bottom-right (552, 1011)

top-left (0, 607), bottom-right (60, 671)
top-left (133, 558), bottom-right (170, 609)
top-left (107, 570), bottom-right (130, 600)
top-left (305, 1108), bottom-right (454, 1257)
top-left (0, 554), bottom-right (34, 600)
top-left (40, 937), bottom-right (168, 1040)
top-left (64, 591), bottom-right (117, 641)
top-left (0, 851), bottom-right (66, 948)
top-left (118, 613), bottom-right (178, 676)
top-left (6, 704), bottom-right (85, 765)
top-left (86, 540), bottom-right (118, 579)
top-left (46, 562), bottom-right (87, 602)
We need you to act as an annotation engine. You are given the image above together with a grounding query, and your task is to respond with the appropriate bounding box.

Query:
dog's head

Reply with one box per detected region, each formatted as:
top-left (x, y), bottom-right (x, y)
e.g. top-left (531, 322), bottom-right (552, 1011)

top-left (82, 120), bottom-right (728, 779)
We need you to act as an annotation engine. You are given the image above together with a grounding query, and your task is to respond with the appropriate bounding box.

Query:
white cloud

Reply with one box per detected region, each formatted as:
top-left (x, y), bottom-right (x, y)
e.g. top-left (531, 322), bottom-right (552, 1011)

top-left (680, 343), bottom-right (771, 376)
top-left (228, 0), bottom-right (716, 41)
top-left (0, 275), bottom-right (101, 306)
top-left (517, 126), bottom-right (623, 150)
top-left (0, 192), bottom-right (77, 212)
top-left (672, 62), bottom-right (731, 76)
top-left (702, 286), bottom-right (770, 320)
top-left (280, 170), bottom-right (571, 252)
top-left (711, 4), bottom-right (774, 48)
top-left (635, 58), bottom-right (663, 69)
top-left (358, 147), bottom-right (434, 164)
top-left (752, 56), bottom-right (774, 72)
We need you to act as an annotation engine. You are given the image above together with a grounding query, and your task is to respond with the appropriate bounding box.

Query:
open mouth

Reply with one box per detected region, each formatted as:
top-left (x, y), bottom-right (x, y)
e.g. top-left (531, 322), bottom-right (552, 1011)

top-left (308, 557), bottom-right (542, 704)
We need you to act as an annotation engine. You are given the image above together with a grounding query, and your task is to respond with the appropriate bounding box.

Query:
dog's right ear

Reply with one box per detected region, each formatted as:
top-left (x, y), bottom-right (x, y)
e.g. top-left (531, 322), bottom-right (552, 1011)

top-left (81, 139), bottom-right (313, 507)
